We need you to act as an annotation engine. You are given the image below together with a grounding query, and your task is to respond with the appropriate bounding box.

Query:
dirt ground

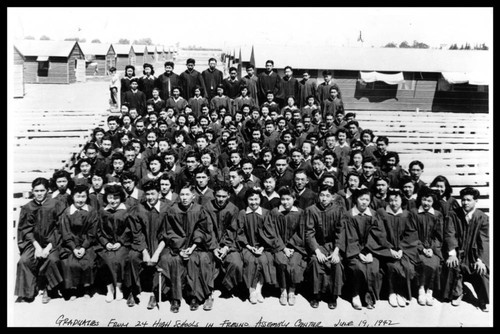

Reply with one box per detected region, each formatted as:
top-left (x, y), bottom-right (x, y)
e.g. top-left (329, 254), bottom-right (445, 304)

top-left (8, 80), bottom-right (493, 328)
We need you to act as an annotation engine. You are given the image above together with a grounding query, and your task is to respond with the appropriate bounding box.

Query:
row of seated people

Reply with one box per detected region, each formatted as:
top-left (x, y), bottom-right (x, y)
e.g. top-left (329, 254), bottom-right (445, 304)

top-left (15, 168), bottom-right (489, 313)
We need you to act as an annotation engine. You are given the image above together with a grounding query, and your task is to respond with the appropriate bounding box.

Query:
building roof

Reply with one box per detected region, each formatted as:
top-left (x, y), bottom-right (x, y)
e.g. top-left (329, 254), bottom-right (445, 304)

top-left (14, 40), bottom-right (80, 58)
top-left (251, 44), bottom-right (492, 74)
top-left (131, 44), bottom-right (147, 54)
top-left (240, 45), bottom-right (253, 62)
top-left (78, 42), bottom-right (112, 56)
top-left (112, 44), bottom-right (132, 55)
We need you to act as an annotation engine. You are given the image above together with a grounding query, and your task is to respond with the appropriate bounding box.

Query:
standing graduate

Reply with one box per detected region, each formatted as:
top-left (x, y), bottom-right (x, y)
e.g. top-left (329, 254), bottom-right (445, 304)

top-left (59, 185), bottom-right (98, 301)
top-left (298, 71), bottom-right (318, 108)
top-left (155, 61), bottom-right (180, 101)
top-left (179, 58), bottom-right (207, 100)
top-left (95, 184), bottom-right (131, 303)
top-left (408, 187), bottom-right (444, 307)
top-left (125, 180), bottom-right (169, 309)
top-left (120, 65), bottom-right (136, 97)
top-left (202, 58), bottom-right (224, 101)
top-left (304, 185), bottom-right (345, 309)
top-left (138, 63), bottom-right (156, 100)
top-left (341, 188), bottom-right (388, 310)
top-left (442, 187), bottom-right (489, 312)
top-left (235, 187), bottom-right (277, 304)
top-left (258, 60), bottom-right (281, 105)
top-left (204, 184), bottom-right (243, 308)
top-left (375, 188), bottom-right (419, 307)
top-left (121, 78), bottom-right (147, 117)
top-left (261, 186), bottom-right (306, 306)
top-left (241, 64), bottom-right (260, 106)
top-left (15, 178), bottom-right (65, 303)
top-left (157, 184), bottom-right (213, 313)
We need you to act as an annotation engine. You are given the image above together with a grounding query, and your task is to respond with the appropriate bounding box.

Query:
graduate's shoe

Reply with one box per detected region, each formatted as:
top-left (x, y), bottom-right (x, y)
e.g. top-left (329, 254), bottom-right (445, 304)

top-left (396, 294), bottom-right (406, 307)
top-left (170, 299), bottom-right (180, 313)
top-left (190, 298), bottom-right (199, 311)
top-left (42, 290), bottom-right (51, 304)
top-left (287, 292), bottom-right (296, 306)
top-left (115, 288), bottom-right (124, 301)
top-left (328, 296), bottom-right (337, 310)
top-left (147, 295), bottom-right (157, 310)
top-left (352, 295), bottom-right (362, 310)
top-left (425, 290), bottom-right (434, 306)
top-left (365, 292), bottom-right (375, 309)
top-left (388, 293), bottom-right (398, 307)
top-left (249, 291), bottom-right (257, 304)
top-left (279, 291), bottom-right (287, 306)
top-left (479, 302), bottom-right (489, 312)
top-left (70, 295), bottom-right (77, 301)
top-left (127, 293), bottom-right (136, 307)
top-left (417, 291), bottom-right (426, 306)
top-left (309, 299), bottom-right (319, 308)
top-left (105, 291), bottom-right (114, 303)
top-left (203, 296), bottom-right (214, 311)
top-left (451, 294), bottom-right (463, 307)
top-left (256, 292), bottom-right (264, 303)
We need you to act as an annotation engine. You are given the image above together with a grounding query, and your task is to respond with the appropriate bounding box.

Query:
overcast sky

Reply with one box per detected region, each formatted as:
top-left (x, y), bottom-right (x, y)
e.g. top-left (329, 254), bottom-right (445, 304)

top-left (8, 7), bottom-right (493, 49)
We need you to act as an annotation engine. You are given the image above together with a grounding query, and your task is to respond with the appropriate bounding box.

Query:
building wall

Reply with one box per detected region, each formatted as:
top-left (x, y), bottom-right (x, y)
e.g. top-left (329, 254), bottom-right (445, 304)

top-left (68, 44), bottom-right (85, 83)
top-left (13, 48), bottom-right (25, 97)
top-left (116, 55), bottom-right (130, 69)
top-left (24, 57), bottom-right (69, 84)
top-left (85, 56), bottom-right (106, 76)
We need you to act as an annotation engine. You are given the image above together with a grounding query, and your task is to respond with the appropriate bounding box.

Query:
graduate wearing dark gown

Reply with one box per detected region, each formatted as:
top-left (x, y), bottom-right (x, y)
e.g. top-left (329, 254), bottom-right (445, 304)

top-left (59, 201), bottom-right (98, 296)
top-left (179, 61), bottom-right (207, 100)
top-left (261, 201), bottom-right (306, 305)
top-left (442, 188), bottom-right (489, 310)
top-left (408, 191), bottom-right (444, 304)
top-left (126, 195), bottom-right (169, 306)
top-left (204, 189), bottom-right (243, 296)
top-left (341, 189), bottom-right (388, 309)
top-left (157, 190), bottom-right (213, 311)
top-left (376, 204), bottom-right (419, 303)
top-left (304, 186), bottom-right (345, 308)
top-left (96, 199), bottom-right (131, 298)
top-left (15, 184), bottom-right (65, 302)
top-left (235, 189), bottom-right (277, 301)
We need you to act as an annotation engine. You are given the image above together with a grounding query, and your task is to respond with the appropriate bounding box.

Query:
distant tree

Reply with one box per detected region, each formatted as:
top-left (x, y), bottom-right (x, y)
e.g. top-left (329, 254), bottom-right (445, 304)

top-left (40, 35), bottom-right (51, 40)
top-left (384, 42), bottom-right (397, 48)
top-left (481, 43), bottom-right (489, 50)
top-left (464, 43), bottom-right (471, 50)
top-left (133, 38), bottom-right (153, 45)
top-left (24, 36), bottom-right (35, 40)
top-left (412, 40), bottom-right (429, 49)
top-left (399, 41), bottom-right (410, 48)
top-left (91, 39), bottom-right (101, 43)
top-left (459, 44), bottom-right (464, 50)
top-left (449, 43), bottom-right (458, 50)
top-left (118, 38), bottom-right (130, 44)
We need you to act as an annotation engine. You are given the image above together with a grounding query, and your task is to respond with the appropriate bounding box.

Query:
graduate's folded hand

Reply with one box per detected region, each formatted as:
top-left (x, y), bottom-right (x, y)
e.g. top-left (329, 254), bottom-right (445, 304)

top-left (113, 243), bottom-right (121, 250)
top-left (423, 248), bottom-right (433, 258)
top-left (213, 248), bottom-right (223, 260)
top-left (359, 253), bottom-right (367, 263)
top-left (41, 248), bottom-right (50, 259)
top-left (34, 247), bottom-right (43, 259)
top-left (397, 250), bottom-right (403, 258)
top-left (446, 255), bottom-right (459, 267)
top-left (106, 243), bottom-right (114, 251)
top-left (474, 260), bottom-right (487, 275)
top-left (364, 253), bottom-right (373, 263)
top-left (316, 250), bottom-right (328, 264)
top-left (142, 252), bottom-right (152, 263)
top-left (330, 252), bottom-right (341, 264)
top-left (390, 249), bottom-right (400, 259)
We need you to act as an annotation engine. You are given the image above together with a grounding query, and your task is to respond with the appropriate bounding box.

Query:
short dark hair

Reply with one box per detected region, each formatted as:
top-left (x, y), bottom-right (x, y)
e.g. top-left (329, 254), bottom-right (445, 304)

top-left (120, 171), bottom-right (138, 183)
top-left (32, 177), bottom-right (50, 190)
top-left (186, 58), bottom-right (196, 65)
top-left (265, 60), bottom-right (274, 66)
top-left (103, 184), bottom-right (126, 204)
top-left (409, 160), bottom-right (424, 170)
top-left (459, 187), bottom-right (480, 200)
top-left (164, 61), bottom-right (174, 68)
top-left (142, 180), bottom-right (160, 192)
top-left (376, 136), bottom-right (389, 145)
top-left (244, 187), bottom-right (263, 204)
top-left (277, 186), bottom-right (296, 198)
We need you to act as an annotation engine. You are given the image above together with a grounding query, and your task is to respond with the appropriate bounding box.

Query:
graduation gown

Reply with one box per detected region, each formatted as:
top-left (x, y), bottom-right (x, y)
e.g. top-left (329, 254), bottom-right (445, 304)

top-left (304, 203), bottom-right (345, 296)
top-left (59, 205), bottom-right (98, 289)
top-left (154, 72), bottom-right (180, 100)
top-left (236, 207), bottom-right (277, 288)
top-left (204, 200), bottom-right (242, 291)
top-left (442, 209), bottom-right (489, 303)
top-left (201, 68), bottom-right (223, 100)
top-left (179, 69), bottom-right (207, 100)
top-left (126, 201), bottom-right (169, 293)
top-left (295, 188), bottom-right (317, 211)
top-left (408, 208), bottom-right (444, 290)
top-left (188, 96), bottom-right (209, 118)
top-left (298, 78), bottom-right (317, 108)
top-left (138, 75), bottom-right (156, 100)
top-left (341, 208), bottom-right (388, 299)
top-left (376, 208), bottom-right (419, 299)
top-left (258, 71), bottom-right (281, 102)
top-left (96, 205), bottom-right (131, 285)
top-left (261, 207), bottom-right (307, 287)
top-left (15, 198), bottom-right (65, 299)
top-left (158, 203), bottom-right (213, 301)
top-left (122, 90), bottom-right (147, 116)
top-left (241, 74), bottom-right (260, 106)
top-left (222, 77), bottom-right (241, 100)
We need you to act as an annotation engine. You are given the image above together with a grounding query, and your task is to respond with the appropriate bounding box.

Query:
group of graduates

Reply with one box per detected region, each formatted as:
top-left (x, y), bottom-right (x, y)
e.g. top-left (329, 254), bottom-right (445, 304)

top-left (15, 58), bottom-right (489, 315)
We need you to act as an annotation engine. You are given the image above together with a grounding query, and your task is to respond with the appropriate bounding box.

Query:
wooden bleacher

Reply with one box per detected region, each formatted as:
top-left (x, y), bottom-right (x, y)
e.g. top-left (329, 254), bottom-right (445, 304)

top-left (12, 109), bottom-right (108, 228)
top-left (351, 110), bottom-right (491, 213)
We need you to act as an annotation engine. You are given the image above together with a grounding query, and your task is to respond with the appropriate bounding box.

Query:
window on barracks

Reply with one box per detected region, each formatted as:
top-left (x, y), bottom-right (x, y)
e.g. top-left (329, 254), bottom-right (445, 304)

top-left (37, 61), bottom-right (49, 77)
